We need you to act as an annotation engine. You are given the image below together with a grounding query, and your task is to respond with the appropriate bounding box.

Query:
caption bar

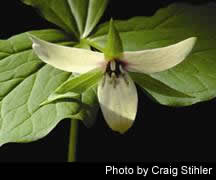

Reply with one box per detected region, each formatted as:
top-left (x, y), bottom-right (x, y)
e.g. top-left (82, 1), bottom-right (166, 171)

top-left (105, 165), bottom-right (214, 177)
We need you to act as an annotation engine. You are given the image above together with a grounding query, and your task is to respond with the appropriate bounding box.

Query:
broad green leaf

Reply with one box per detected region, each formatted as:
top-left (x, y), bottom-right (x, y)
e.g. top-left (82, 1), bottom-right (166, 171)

top-left (90, 2), bottom-right (216, 38)
top-left (89, 3), bottom-right (216, 106)
top-left (0, 30), bottom-right (98, 145)
top-left (21, 0), bottom-right (109, 39)
top-left (42, 69), bottom-right (103, 105)
top-left (129, 72), bottom-right (194, 106)
top-left (104, 19), bottom-right (123, 60)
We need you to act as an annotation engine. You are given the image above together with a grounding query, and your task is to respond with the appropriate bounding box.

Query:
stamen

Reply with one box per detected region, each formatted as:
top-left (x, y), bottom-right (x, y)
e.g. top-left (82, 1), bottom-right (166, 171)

top-left (102, 74), bottom-right (106, 87)
top-left (110, 61), bottom-right (116, 71)
top-left (110, 72), bottom-right (117, 88)
top-left (104, 60), bottom-right (128, 87)
top-left (122, 74), bottom-right (129, 86)
top-left (119, 65), bottom-right (125, 74)
top-left (110, 72), bottom-right (116, 82)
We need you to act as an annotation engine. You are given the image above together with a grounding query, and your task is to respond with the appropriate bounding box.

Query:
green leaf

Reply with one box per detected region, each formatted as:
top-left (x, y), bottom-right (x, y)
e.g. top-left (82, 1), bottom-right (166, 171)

top-left (104, 19), bottom-right (123, 60)
top-left (21, 0), bottom-right (109, 39)
top-left (130, 72), bottom-right (194, 106)
top-left (0, 30), bottom-right (98, 145)
top-left (82, 0), bottom-right (109, 38)
top-left (90, 2), bottom-right (216, 38)
top-left (42, 69), bottom-right (103, 105)
top-left (89, 3), bottom-right (216, 106)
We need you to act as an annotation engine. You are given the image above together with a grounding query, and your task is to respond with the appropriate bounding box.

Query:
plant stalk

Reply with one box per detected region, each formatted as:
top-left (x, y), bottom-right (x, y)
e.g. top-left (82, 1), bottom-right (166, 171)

top-left (68, 119), bottom-right (79, 162)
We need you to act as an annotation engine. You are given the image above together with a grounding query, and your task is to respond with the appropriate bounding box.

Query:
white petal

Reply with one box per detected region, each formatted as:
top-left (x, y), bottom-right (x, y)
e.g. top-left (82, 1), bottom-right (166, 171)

top-left (122, 37), bottom-right (197, 74)
top-left (97, 73), bottom-right (138, 134)
top-left (28, 34), bottom-right (105, 73)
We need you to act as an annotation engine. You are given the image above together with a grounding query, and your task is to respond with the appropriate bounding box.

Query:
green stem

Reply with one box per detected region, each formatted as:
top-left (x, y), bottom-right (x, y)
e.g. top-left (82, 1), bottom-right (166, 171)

top-left (68, 119), bottom-right (79, 162)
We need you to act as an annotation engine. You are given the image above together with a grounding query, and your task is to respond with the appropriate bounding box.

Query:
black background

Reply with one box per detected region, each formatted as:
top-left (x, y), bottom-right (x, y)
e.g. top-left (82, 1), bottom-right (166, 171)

top-left (0, 0), bottom-right (216, 162)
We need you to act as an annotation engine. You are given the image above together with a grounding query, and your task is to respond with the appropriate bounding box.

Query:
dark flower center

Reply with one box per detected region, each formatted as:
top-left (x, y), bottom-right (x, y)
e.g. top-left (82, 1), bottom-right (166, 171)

top-left (102, 60), bottom-right (129, 88)
top-left (106, 60), bottom-right (125, 78)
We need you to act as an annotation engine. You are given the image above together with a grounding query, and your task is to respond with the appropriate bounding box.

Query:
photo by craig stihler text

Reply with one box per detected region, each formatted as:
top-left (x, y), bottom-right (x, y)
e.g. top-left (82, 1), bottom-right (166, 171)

top-left (105, 165), bottom-right (213, 177)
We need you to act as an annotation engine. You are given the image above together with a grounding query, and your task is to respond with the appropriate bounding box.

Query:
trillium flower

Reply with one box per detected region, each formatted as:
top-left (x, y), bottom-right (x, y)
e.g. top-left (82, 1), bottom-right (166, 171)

top-left (28, 20), bottom-right (196, 134)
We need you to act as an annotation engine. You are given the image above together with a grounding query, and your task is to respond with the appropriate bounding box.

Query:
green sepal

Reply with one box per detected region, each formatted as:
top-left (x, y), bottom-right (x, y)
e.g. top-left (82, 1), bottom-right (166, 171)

top-left (104, 19), bottom-right (123, 60)
top-left (41, 69), bottom-right (103, 105)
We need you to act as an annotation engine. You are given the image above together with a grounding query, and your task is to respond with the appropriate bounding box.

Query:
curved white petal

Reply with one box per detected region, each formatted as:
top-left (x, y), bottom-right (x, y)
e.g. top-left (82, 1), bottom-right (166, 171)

top-left (122, 37), bottom-right (197, 74)
top-left (97, 73), bottom-right (138, 134)
top-left (28, 34), bottom-right (105, 73)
